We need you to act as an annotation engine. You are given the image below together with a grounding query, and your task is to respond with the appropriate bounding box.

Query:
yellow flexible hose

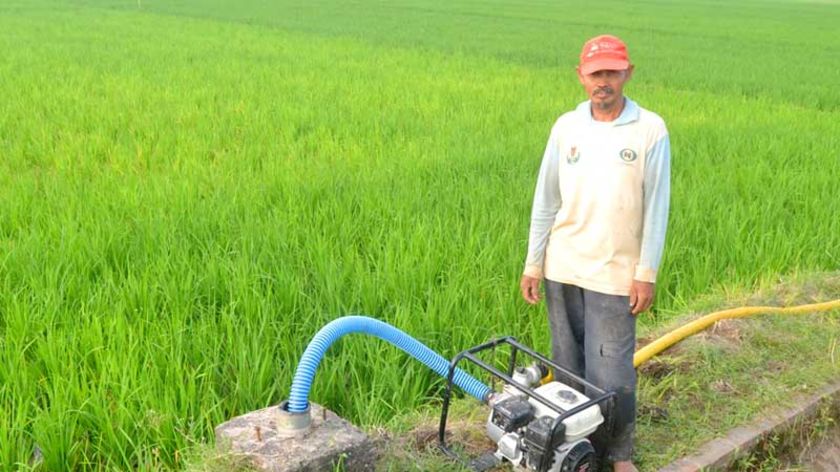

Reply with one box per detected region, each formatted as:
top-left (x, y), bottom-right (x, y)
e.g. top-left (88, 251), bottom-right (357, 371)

top-left (633, 299), bottom-right (840, 368)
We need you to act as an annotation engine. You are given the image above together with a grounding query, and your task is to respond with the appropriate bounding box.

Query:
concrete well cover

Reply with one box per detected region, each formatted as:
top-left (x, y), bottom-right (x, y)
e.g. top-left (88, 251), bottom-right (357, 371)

top-left (215, 403), bottom-right (378, 472)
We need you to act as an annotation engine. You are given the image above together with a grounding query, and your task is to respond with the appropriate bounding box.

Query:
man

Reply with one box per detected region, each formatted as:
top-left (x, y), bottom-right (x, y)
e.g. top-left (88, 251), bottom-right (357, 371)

top-left (519, 35), bottom-right (670, 472)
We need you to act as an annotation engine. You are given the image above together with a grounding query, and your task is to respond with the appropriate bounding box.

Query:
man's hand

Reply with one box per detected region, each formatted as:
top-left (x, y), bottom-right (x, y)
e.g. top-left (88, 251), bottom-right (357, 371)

top-left (520, 275), bottom-right (542, 305)
top-left (629, 280), bottom-right (655, 315)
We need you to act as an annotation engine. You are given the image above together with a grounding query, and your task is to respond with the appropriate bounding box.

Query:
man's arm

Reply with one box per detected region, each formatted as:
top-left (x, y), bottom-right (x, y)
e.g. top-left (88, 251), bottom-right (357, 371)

top-left (630, 131), bottom-right (671, 314)
top-left (521, 126), bottom-right (562, 304)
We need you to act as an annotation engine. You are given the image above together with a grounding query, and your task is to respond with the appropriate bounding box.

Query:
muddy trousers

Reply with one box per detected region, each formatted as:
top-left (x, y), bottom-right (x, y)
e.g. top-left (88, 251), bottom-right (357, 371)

top-left (544, 279), bottom-right (636, 463)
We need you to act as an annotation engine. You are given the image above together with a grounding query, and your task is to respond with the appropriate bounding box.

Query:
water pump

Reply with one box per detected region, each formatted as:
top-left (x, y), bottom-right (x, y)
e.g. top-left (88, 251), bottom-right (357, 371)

top-left (438, 337), bottom-right (615, 472)
top-left (274, 316), bottom-right (614, 472)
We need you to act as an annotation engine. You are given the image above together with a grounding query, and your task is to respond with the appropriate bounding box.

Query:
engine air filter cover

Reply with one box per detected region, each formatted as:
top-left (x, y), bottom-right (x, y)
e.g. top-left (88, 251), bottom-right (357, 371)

top-left (491, 397), bottom-right (534, 433)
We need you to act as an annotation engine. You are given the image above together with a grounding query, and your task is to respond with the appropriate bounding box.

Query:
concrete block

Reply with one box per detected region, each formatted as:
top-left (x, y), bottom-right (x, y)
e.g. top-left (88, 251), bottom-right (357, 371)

top-left (723, 426), bottom-right (761, 453)
top-left (686, 438), bottom-right (735, 470)
top-left (657, 457), bottom-right (701, 472)
top-left (215, 403), bottom-right (378, 472)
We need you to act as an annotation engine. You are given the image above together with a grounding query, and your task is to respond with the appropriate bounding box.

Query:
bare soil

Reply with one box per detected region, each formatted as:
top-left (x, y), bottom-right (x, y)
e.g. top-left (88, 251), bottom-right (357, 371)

top-left (773, 426), bottom-right (840, 472)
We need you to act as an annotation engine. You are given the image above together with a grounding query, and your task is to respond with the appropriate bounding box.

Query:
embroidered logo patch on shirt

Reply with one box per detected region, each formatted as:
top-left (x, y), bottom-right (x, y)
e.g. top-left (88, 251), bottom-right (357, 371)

top-left (619, 148), bottom-right (637, 162)
top-left (567, 146), bottom-right (581, 164)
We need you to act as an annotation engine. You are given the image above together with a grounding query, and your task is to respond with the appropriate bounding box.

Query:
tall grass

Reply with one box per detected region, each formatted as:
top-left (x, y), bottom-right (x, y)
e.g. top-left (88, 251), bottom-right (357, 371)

top-left (1, 0), bottom-right (838, 468)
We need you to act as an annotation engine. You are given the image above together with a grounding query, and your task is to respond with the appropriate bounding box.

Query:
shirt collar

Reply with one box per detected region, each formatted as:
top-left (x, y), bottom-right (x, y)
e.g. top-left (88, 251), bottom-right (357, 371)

top-left (576, 97), bottom-right (639, 126)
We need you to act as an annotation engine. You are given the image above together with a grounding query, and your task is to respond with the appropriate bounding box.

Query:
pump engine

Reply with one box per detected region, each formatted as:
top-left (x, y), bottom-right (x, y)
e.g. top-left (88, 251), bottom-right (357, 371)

top-left (486, 365), bottom-right (602, 472)
top-left (437, 337), bottom-right (614, 472)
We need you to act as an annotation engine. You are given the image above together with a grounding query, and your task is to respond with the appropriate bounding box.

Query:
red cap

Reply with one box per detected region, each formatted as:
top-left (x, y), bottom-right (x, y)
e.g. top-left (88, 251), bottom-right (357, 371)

top-left (578, 35), bottom-right (630, 75)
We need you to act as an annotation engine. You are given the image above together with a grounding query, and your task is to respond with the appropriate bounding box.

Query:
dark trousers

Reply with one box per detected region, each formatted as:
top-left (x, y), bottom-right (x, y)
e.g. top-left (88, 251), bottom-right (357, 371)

top-left (544, 279), bottom-right (636, 462)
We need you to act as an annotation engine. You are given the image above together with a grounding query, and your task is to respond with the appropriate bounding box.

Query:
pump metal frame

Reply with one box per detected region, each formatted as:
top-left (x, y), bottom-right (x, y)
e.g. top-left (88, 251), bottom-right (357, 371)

top-left (437, 336), bottom-right (616, 472)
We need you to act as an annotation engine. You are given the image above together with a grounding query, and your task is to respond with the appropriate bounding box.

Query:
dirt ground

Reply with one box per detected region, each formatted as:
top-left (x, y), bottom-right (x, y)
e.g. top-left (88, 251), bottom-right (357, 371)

top-left (790, 427), bottom-right (840, 472)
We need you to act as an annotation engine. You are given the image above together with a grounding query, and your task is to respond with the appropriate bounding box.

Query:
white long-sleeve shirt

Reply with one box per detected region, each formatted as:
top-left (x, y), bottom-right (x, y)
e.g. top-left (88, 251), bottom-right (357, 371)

top-left (523, 98), bottom-right (670, 296)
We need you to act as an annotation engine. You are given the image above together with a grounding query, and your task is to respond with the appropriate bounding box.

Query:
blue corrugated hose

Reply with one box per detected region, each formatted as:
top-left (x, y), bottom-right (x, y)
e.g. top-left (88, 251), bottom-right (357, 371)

top-left (286, 315), bottom-right (492, 412)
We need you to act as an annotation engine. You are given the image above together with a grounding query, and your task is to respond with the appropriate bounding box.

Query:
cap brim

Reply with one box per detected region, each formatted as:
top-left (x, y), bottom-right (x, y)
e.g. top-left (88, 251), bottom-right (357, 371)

top-left (579, 59), bottom-right (630, 75)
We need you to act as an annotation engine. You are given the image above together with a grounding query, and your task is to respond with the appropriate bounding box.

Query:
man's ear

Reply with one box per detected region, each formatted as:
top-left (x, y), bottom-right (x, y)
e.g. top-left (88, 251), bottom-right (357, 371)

top-left (624, 65), bottom-right (635, 82)
top-left (576, 67), bottom-right (585, 85)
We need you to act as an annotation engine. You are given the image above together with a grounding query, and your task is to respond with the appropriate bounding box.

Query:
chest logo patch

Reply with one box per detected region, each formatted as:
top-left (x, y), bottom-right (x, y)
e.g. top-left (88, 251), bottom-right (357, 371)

top-left (566, 146), bottom-right (581, 164)
top-left (619, 148), bottom-right (637, 162)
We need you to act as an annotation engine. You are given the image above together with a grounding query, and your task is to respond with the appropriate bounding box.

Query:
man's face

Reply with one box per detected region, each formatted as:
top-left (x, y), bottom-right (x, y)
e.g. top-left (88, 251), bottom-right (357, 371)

top-left (577, 67), bottom-right (634, 111)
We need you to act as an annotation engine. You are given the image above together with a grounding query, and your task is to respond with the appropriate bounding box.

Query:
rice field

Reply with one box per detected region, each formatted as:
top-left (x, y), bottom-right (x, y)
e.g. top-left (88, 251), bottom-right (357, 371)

top-left (1, 0), bottom-right (839, 469)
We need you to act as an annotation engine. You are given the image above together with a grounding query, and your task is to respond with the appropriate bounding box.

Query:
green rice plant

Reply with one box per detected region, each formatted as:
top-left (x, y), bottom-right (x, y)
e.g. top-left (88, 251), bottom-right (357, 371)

top-left (1, 0), bottom-right (838, 469)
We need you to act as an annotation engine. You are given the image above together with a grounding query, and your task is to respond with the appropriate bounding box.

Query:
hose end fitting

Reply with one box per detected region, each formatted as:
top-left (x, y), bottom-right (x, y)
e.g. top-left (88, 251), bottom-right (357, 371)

top-left (277, 400), bottom-right (312, 432)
